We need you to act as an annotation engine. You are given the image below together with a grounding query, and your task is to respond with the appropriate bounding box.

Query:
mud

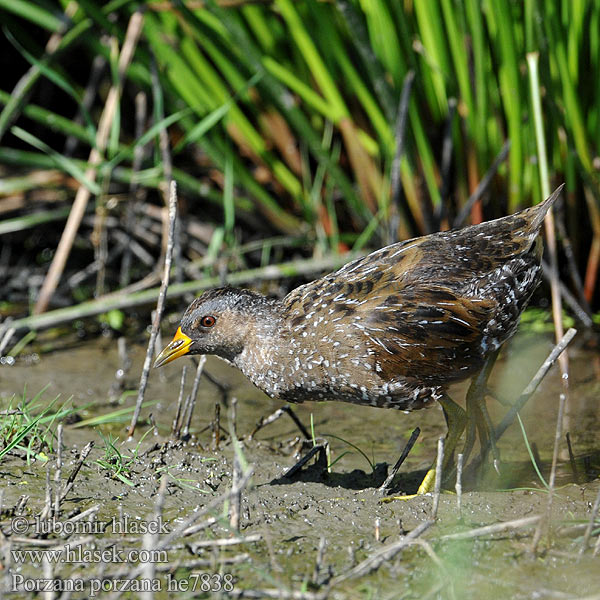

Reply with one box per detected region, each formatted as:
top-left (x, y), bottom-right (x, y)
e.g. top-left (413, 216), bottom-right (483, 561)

top-left (0, 330), bottom-right (599, 598)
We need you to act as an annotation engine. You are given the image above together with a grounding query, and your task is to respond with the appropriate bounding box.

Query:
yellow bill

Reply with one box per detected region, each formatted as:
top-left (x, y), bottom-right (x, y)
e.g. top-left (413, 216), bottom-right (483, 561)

top-left (154, 327), bottom-right (193, 368)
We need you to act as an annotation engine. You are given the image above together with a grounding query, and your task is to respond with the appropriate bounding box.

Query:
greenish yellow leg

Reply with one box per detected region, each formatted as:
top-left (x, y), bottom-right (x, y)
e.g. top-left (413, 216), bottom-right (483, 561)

top-left (415, 394), bottom-right (468, 494)
top-left (379, 394), bottom-right (467, 499)
top-left (462, 388), bottom-right (479, 465)
top-left (382, 355), bottom-right (501, 502)
top-left (439, 394), bottom-right (468, 470)
top-left (416, 467), bottom-right (437, 495)
top-left (478, 396), bottom-right (501, 472)
top-left (462, 351), bottom-right (500, 473)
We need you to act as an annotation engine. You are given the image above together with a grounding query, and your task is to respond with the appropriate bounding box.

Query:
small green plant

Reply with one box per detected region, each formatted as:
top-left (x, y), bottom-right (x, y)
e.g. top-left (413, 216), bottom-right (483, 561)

top-left (155, 465), bottom-right (213, 493)
top-left (0, 385), bottom-right (77, 464)
top-left (310, 412), bottom-right (376, 472)
top-left (72, 395), bottom-right (156, 428)
top-left (95, 428), bottom-right (152, 486)
top-left (516, 413), bottom-right (549, 490)
top-left (324, 432), bottom-right (377, 473)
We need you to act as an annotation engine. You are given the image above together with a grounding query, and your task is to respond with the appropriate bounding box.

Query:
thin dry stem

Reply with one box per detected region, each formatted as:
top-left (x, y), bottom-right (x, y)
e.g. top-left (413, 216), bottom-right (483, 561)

top-left (580, 485), bottom-right (600, 555)
top-left (34, 10), bottom-right (145, 314)
top-left (171, 364), bottom-right (187, 437)
top-left (332, 520), bottom-right (434, 583)
top-left (532, 391), bottom-right (568, 552)
top-left (455, 453), bottom-right (464, 517)
top-left (377, 427), bottom-right (420, 495)
top-left (128, 181), bottom-right (178, 437)
top-left (53, 423), bottom-right (64, 516)
top-left (0, 323), bottom-right (15, 355)
top-left (441, 515), bottom-right (541, 541)
top-left (60, 441), bottom-right (94, 502)
top-left (388, 70), bottom-right (415, 243)
top-left (432, 437), bottom-right (445, 519)
top-left (230, 453), bottom-right (242, 530)
top-left (453, 140), bottom-right (511, 227)
top-left (182, 355), bottom-right (207, 438)
top-left (312, 536), bottom-right (328, 585)
top-left (250, 405), bottom-right (310, 440)
top-left (493, 328), bottom-right (577, 442)
top-left (189, 534), bottom-right (262, 549)
top-left (120, 91), bottom-right (147, 287)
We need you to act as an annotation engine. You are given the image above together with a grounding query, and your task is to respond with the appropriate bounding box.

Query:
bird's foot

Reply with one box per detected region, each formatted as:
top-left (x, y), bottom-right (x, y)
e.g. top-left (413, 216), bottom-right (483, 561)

top-left (416, 467), bottom-right (437, 494)
top-left (379, 467), bottom-right (437, 501)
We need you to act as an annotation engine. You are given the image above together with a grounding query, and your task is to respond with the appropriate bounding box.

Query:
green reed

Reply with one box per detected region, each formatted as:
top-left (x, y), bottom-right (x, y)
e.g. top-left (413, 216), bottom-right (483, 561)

top-left (0, 0), bottom-right (597, 286)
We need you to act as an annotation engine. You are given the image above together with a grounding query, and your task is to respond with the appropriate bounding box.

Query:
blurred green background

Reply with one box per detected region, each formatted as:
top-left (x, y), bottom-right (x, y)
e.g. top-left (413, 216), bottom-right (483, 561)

top-left (0, 0), bottom-right (598, 318)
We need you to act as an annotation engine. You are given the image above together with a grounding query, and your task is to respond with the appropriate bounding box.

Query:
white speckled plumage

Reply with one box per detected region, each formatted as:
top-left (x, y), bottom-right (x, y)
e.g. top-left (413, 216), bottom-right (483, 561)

top-left (165, 186), bottom-right (563, 413)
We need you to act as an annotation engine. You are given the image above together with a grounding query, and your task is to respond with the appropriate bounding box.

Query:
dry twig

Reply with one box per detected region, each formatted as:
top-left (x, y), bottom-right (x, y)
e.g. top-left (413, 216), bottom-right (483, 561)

top-left (493, 328), bottom-right (577, 443)
top-left (440, 515), bottom-right (541, 541)
top-left (432, 437), bottom-right (445, 519)
top-left (580, 485), bottom-right (600, 555)
top-left (181, 355), bottom-right (207, 438)
top-left (532, 391), bottom-right (568, 551)
top-left (250, 405), bottom-right (310, 440)
top-left (377, 427), bottom-right (420, 495)
top-left (60, 441), bottom-right (94, 502)
top-left (455, 453), bottom-right (464, 517)
top-left (332, 520), bottom-right (434, 582)
top-left (128, 181), bottom-right (178, 436)
top-left (34, 10), bottom-right (145, 314)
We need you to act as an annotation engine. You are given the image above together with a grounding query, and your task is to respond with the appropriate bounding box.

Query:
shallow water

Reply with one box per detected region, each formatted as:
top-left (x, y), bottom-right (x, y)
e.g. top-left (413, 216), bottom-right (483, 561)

top-left (4, 329), bottom-right (595, 485)
top-left (0, 329), bottom-right (599, 598)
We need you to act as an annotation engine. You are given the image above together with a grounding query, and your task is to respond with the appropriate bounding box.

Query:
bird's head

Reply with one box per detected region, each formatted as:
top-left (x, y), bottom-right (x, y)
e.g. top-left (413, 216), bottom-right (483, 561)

top-left (154, 287), bottom-right (278, 367)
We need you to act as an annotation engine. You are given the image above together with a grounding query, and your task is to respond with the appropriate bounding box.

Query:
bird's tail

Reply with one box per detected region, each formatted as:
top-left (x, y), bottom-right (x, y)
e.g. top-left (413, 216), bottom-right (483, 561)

top-left (529, 183), bottom-right (565, 231)
top-left (526, 184), bottom-right (564, 261)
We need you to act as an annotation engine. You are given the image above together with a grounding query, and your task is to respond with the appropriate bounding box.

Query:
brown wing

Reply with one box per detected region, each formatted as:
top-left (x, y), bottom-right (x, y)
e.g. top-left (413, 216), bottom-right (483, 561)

top-left (283, 193), bottom-right (548, 317)
top-left (279, 191), bottom-right (558, 388)
top-left (360, 285), bottom-right (497, 385)
top-left (282, 236), bottom-right (427, 319)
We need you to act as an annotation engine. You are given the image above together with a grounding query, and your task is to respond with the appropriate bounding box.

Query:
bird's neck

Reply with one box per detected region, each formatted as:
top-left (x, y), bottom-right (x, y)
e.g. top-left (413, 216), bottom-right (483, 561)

top-left (230, 300), bottom-right (290, 398)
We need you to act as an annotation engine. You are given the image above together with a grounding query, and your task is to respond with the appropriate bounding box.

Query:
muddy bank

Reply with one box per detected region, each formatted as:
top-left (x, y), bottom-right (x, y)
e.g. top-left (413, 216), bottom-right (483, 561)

top-left (0, 331), bottom-right (599, 598)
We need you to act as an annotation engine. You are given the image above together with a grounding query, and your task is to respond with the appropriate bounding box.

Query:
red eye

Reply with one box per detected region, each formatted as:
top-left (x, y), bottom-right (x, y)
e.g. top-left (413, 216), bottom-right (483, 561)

top-left (200, 315), bottom-right (216, 328)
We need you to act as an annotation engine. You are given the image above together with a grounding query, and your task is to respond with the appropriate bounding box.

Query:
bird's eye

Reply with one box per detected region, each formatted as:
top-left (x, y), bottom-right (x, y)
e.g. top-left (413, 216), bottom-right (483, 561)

top-left (200, 315), bottom-right (216, 328)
